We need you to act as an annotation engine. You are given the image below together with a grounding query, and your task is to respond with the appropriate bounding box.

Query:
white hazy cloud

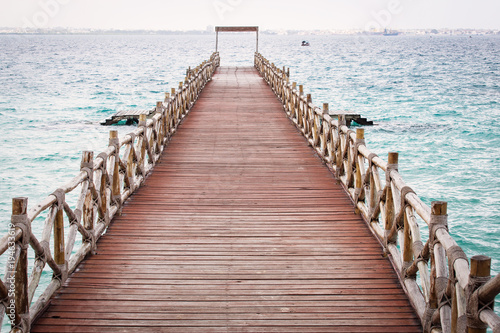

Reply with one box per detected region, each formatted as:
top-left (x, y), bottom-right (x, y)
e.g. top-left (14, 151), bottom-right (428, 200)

top-left (2, 0), bottom-right (500, 30)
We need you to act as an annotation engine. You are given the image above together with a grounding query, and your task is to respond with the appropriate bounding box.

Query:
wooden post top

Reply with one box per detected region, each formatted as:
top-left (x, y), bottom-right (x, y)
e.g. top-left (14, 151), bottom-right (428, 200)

top-left (12, 197), bottom-right (28, 215)
top-left (431, 201), bottom-right (448, 215)
top-left (356, 128), bottom-right (364, 139)
top-left (470, 255), bottom-right (491, 278)
top-left (388, 152), bottom-right (399, 165)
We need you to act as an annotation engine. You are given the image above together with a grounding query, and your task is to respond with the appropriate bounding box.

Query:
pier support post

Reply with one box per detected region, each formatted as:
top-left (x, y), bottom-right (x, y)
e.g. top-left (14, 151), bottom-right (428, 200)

top-left (11, 197), bottom-right (30, 333)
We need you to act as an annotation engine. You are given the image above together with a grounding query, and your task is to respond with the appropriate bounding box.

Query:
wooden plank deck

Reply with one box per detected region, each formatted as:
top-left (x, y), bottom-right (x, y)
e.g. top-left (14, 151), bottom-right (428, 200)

top-left (31, 67), bottom-right (421, 332)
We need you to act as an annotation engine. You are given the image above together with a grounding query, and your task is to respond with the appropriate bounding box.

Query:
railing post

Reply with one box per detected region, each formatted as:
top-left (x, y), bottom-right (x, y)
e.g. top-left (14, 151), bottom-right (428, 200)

top-left (297, 86), bottom-right (304, 128)
top-left (156, 100), bottom-right (163, 119)
top-left (338, 114), bottom-right (346, 127)
top-left (138, 114), bottom-right (148, 181)
top-left (126, 138), bottom-right (135, 193)
top-left (403, 205), bottom-right (413, 269)
top-left (11, 197), bottom-right (30, 332)
top-left (156, 101), bottom-right (164, 147)
top-left (305, 94), bottom-right (312, 138)
top-left (171, 88), bottom-right (178, 121)
top-left (81, 151), bottom-right (96, 253)
top-left (430, 202), bottom-right (448, 306)
top-left (98, 152), bottom-right (108, 226)
top-left (422, 201), bottom-right (448, 332)
top-left (384, 152), bottom-right (398, 244)
top-left (109, 130), bottom-right (121, 210)
top-left (467, 255), bottom-right (491, 333)
top-left (178, 82), bottom-right (185, 115)
top-left (354, 128), bottom-right (365, 213)
top-left (51, 187), bottom-right (68, 286)
top-left (54, 201), bottom-right (64, 266)
top-left (335, 115), bottom-right (346, 179)
top-left (289, 82), bottom-right (296, 119)
top-left (452, 282), bottom-right (460, 333)
top-left (323, 103), bottom-right (329, 113)
top-left (163, 93), bottom-right (171, 136)
top-left (321, 103), bottom-right (330, 153)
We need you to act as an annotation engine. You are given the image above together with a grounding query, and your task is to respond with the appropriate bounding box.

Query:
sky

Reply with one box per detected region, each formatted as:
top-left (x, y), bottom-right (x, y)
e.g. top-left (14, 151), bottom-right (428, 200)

top-left (2, 0), bottom-right (500, 31)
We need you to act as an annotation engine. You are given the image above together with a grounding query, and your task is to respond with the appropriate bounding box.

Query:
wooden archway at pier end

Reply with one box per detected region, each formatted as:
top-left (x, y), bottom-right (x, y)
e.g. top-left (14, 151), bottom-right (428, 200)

top-left (215, 26), bottom-right (259, 53)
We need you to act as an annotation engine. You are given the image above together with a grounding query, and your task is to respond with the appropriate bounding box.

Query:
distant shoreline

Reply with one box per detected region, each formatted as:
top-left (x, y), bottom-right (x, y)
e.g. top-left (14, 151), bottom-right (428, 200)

top-left (1, 28), bottom-right (499, 36)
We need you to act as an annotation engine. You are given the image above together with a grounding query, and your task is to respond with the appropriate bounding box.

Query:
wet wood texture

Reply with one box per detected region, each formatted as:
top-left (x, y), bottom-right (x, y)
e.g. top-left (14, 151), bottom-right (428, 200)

top-left (31, 67), bottom-right (421, 332)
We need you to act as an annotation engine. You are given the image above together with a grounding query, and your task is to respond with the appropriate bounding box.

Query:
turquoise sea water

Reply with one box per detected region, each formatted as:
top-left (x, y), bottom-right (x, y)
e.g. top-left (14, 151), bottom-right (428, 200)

top-left (0, 34), bottom-right (499, 328)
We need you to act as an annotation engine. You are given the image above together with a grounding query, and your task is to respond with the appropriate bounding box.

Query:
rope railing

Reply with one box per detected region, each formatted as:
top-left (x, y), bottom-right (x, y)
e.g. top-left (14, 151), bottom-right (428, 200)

top-left (255, 52), bottom-right (499, 333)
top-left (0, 52), bottom-right (220, 332)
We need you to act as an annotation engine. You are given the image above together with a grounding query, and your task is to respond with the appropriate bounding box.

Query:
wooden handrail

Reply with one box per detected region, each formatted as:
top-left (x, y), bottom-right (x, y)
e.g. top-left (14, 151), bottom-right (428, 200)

top-left (254, 52), bottom-right (499, 333)
top-left (0, 52), bottom-right (219, 332)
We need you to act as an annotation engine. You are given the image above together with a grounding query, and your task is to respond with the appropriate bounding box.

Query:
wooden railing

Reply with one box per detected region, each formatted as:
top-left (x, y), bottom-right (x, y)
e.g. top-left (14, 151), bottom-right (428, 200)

top-left (0, 52), bottom-right (219, 332)
top-left (255, 52), bottom-right (500, 333)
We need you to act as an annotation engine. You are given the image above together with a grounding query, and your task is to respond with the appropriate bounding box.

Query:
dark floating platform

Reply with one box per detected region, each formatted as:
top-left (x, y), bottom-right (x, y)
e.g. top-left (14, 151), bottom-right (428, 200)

top-left (328, 112), bottom-right (374, 126)
top-left (101, 109), bottom-right (155, 126)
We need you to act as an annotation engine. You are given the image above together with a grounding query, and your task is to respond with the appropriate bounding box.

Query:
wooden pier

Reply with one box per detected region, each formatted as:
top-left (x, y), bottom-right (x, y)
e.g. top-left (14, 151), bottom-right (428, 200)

top-left (2, 50), bottom-right (499, 333)
top-left (31, 67), bottom-right (420, 332)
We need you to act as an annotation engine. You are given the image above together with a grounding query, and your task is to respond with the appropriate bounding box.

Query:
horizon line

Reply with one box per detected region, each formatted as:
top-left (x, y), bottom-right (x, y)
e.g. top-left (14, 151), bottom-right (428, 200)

top-left (1, 27), bottom-right (500, 33)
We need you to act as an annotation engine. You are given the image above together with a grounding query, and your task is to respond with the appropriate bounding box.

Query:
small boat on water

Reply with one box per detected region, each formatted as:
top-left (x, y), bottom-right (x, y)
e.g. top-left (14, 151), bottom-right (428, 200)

top-left (383, 29), bottom-right (399, 36)
top-left (301, 40), bottom-right (310, 46)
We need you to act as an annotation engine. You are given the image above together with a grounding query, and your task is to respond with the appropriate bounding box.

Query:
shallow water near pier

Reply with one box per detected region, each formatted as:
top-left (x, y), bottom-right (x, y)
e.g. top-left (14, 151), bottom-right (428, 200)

top-left (0, 33), bottom-right (499, 329)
